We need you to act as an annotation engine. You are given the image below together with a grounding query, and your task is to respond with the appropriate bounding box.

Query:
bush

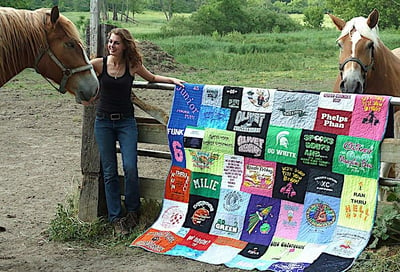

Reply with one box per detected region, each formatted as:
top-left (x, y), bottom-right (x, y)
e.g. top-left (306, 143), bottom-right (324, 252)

top-left (303, 6), bottom-right (324, 29)
top-left (246, 7), bottom-right (302, 33)
top-left (160, 15), bottom-right (194, 36)
top-left (162, 2), bottom-right (302, 36)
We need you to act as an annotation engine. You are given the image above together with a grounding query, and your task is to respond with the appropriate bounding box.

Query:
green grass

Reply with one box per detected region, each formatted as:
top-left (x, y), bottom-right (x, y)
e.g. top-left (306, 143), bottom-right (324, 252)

top-left (48, 195), bottom-right (162, 248)
top-left (146, 30), bottom-right (339, 91)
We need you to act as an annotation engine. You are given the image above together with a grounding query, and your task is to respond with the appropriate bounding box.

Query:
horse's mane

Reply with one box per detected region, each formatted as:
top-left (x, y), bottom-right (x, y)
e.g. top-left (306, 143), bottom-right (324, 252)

top-left (338, 16), bottom-right (381, 48)
top-left (0, 7), bottom-right (82, 85)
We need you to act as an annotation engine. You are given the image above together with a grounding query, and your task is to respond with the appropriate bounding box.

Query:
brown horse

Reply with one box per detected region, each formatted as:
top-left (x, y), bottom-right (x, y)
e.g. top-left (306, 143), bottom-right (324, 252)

top-left (0, 6), bottom-right (98, 103)
top-left (329, 9), bottom-right (400, 178)
top-left (329, 9), bottom-right (400, 96)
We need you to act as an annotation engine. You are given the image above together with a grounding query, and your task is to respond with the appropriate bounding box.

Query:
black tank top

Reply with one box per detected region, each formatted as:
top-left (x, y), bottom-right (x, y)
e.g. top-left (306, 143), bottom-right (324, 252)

top-left (96, 56), bottom-right (135, 115)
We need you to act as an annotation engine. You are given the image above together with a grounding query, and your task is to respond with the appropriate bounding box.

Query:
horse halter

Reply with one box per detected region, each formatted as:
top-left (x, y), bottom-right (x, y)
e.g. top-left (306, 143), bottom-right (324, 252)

top-left (34, 46), bottom-right (93, 94)
top-left (338, 47), bottom-right (375, 84)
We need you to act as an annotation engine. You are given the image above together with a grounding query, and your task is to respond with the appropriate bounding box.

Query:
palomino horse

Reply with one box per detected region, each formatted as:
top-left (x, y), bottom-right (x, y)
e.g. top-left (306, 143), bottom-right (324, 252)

top-left (329, 9), bottom-right (400, 178)
top-left (0, 6), bottom-right (98, 103)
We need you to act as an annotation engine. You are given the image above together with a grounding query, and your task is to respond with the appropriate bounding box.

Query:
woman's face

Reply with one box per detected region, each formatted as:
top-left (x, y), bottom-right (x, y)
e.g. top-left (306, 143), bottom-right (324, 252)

top-left (108, 33), bottom-right (125, 56)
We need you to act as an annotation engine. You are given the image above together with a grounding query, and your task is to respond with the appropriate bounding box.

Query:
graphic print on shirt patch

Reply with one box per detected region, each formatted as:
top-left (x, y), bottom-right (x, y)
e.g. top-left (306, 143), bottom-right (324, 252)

top-left (201, 85), bottom-right (223, 107)
top-left (235, 132), bottom-right (266, 159)
top-left (159, 204), bottom-right (187, 231)
top-left (164, 166), bottom-right (191, 203)
top-left (325, 226), bottom-right (370, 258)
top-left (240, 195), bottom-right (280, 246)
top-left (265, 125), bottom-right (302, 166)
top-left (270, 91), bottom-right (319, 129)
top-left (349, 95), bottom-right (390, 140)
top-left (168, 134), bottom-right (186, 168)
top-left (209, 189), bottom-right (250, 239)
top-left (332, 135), bottom-right (380, 179)
top-left (179, 229), bottom-right (218, 251)
top-left (263, 237), bottom-right (306, 262)
top-left (190, 172), bottom-right (222, 199)
top-left (298, 130), bottom-right (337, 170)
top-left (241, 158), bottom-right (276, 197)
top-left (184, 195), bottom-right (218, 233)
top-left (267, 262), bottom-right (309, 272)
top-left (227, 109), bottom-right (270, 136)
top-left (272, 164), bottom-right (308, 203)
top-left (306, 201), bottom-right (336, 228)
top-left (314, 108), bottom-right (352, 135)
top-left (241, 88), bottom-right (275, 113)
top-left (197, 105), bottom-right (231, 130)
top-left (318, 92), bottom-right (356, 111)
top-left (338, 176), bottom-right (377, 231)
top-left (298, 193), bottom-right (340, 244)
top-left (221, 154), bottom-right (245, 190)
top-left (239, 243), bottom-right (268, 259)
top-left (201, 128), bottom-right (236, 155)
top-left (132, 228), bottom-right (182, 253)
top-left (274, 200), bottom-right (303, 240)
top-left (185, 149), bottom-right (223, 175)
top-left (183, 126), bottom-right (204, 149)
top-left (169, 84), bottom-right (203, 129)
top-left (222, 86), bottom-right (243, 109)
top-left (307, 168), bottom-right (344, 198)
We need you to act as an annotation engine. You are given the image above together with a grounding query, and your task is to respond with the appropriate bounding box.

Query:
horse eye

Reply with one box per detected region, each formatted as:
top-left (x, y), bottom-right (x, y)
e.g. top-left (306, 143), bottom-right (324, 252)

top-left (336, 42), bottom-right (343, 49)
top-left (65, 41), bottom-right (75, 49)
top-left (367, 42), bottom-right (374, 49)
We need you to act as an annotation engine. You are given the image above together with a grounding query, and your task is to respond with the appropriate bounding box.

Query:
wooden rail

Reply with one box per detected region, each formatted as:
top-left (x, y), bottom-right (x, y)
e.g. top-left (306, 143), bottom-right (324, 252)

top-left (78, 81), bottom-right (400, 222)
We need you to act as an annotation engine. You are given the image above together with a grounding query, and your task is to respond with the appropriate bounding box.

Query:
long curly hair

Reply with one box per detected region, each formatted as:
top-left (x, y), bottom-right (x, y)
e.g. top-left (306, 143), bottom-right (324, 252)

top-left (107, 28), bottom-right (143, 68)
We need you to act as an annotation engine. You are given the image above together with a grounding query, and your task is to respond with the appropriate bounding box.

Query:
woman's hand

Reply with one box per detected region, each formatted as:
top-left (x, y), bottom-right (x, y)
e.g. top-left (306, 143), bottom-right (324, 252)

top-left (168, 77), bottom-right (186, 87)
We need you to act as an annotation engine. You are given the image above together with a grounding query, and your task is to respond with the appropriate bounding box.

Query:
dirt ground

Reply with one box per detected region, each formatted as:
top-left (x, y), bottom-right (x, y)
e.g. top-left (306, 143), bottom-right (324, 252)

top-left (0, 67), bottom-right (242, 271)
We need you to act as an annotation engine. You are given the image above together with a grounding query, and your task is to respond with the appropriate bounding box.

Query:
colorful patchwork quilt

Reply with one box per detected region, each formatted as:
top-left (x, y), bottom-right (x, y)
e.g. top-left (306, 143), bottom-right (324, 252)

top-left (131, 84), bottom-right (391, 271)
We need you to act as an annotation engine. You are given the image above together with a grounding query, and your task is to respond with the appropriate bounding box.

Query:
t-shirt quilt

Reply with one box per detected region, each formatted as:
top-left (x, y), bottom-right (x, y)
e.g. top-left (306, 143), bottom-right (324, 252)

top-left (131, 84), bottom-right (391, 272)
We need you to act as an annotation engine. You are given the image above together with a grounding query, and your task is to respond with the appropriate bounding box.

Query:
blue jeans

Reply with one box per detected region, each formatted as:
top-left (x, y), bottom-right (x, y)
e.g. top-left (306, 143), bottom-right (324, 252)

top-left (94, 116), bottom-right (140, 222)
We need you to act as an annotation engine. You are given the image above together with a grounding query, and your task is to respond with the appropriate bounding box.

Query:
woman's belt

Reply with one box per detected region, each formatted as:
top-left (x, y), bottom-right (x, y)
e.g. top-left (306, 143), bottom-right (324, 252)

top-left (96, 111), bottom-right (133, 120)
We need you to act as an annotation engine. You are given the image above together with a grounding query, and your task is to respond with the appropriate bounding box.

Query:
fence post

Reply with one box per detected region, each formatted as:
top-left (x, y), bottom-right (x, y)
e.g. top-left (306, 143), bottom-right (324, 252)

top-left (78, 24), bottom-right (117, 222)
top-left (78, 105), bottom-right (107, 221)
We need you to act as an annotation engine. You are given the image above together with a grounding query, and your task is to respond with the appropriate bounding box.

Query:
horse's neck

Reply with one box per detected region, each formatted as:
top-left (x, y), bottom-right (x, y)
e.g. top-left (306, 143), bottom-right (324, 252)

top-left (366, 42), bottom-right (400, 97)
top-left (0, 10), bottom-right (47, 87)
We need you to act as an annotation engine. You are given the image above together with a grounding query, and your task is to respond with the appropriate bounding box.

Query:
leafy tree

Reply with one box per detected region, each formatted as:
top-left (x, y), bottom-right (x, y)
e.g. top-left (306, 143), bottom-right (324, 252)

top-left (163, 0), bottom-right (301, 35)
top-left (326, 0), bottom-right (400, 29)
top-left (190, 0), bottom-right (249, 34)
top-left (0, 0), bottom-right (32, 8)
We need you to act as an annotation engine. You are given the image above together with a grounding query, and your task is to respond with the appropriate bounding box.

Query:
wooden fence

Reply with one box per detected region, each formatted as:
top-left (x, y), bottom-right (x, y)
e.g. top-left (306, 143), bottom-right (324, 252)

top-left (78, 82), bottom-right (400, 222)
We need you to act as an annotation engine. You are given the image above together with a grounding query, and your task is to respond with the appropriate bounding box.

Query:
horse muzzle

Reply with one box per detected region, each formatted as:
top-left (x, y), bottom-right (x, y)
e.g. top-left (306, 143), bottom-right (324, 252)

top-left (339, 78), bottom-right (365, 94)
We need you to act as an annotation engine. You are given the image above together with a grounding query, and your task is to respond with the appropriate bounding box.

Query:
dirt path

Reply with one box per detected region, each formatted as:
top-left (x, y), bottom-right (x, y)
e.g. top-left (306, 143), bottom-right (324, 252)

top-left (0, 71), bottom-right (242, 271)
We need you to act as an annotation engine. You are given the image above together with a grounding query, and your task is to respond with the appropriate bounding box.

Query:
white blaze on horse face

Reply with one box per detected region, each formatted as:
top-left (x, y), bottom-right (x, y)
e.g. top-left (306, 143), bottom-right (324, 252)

top-left (351, 31), bottom-right (362, 58)
top-left (340, 30), bottom-right (365, 93)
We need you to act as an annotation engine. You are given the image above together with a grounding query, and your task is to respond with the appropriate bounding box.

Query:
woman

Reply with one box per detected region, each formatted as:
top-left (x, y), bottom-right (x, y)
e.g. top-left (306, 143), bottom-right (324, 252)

top-left (91, 28), bottom-right (185, 235)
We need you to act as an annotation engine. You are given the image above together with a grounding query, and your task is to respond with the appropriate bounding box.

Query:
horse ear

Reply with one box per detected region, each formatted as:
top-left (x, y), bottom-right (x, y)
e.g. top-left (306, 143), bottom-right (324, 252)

top-left (328, 13), bottom-right (346, 31)
top-left (50, 6), bottom-right (60, 25)
top-left (367, 8), bottom-right (379, 29)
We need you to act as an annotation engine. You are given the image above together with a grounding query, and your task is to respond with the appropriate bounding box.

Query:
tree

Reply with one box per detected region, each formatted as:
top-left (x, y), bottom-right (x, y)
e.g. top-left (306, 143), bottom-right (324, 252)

top-left (159, 0), bottom-right (174, 21)
top-left (191, 0), bottom-right (249, 34)
top-left (326, 0), bottom-right (400, 29)
top-left (0, 0), bottom-right (32, 8)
